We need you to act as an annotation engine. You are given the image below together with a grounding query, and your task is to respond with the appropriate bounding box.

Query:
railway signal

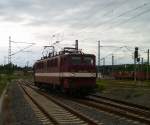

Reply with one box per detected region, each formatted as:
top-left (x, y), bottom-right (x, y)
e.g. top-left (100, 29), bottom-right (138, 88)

top-left (134, 47), bottom-right (139, 59)
top-left (134, 47), bottom-right (139, 82)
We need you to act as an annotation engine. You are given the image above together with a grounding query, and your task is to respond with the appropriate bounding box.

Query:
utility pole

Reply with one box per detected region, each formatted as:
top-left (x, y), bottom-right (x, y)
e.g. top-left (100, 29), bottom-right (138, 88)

top-left (141, 57), bottom-right (143, 72)
top-left (134, 47), bottom-right (138, 82)
top-left (75, 40), bottom-right (78, 50)
top-left (103, 58), bottom-right (105, 78)
top-left (8, 36), bottom-right (11, 64)
top-left (112, 54), bottom-right (114, 74)
top-left (98, 40), bottom-right (100, 79)
top-left (103, 58), bottom-right (105, 66)
top-left (134, 57), bottom-right (136, 82)
top-left (112, 54), bottom-right (114, 66)
top-left (148, 49), bottom-right (149, 65)
top-left (26, 61), bottom-right (29, 68)
top-left (147, 49), bottom-right (149, 80)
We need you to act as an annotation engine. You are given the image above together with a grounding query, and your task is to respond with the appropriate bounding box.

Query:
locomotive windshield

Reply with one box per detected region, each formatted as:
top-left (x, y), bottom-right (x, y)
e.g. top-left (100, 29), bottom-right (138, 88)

top-left (84, 57), bottom-right (94, 65)
top-left (71, 56), bottom-right (94, 65)
top-left (71, 56), bottom-right (81, 65)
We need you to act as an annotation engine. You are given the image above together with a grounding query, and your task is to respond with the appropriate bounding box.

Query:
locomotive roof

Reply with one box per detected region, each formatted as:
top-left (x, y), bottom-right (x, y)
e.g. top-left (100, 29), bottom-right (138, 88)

top-left (34, 53), bottom-right (95, 64)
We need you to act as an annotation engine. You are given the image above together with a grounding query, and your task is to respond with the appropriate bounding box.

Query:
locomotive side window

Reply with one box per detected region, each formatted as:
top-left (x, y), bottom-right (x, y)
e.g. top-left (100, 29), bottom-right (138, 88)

top-left (71, 56), bottom-right (81, 65)
top-left (84, 57), bottom-right (94, 65)
top-left (47, 60), bottom-right (51, 67)
top-left (39, 62), bottom-right (44, 69)
top-left (37, 63), bottom-right (41, 69)
top-left (47, 58), bottom-right (58, 67)
top-left (35, 62), bottom-right (44, 72)
top-left (54, 58), bottom-right (58, 67)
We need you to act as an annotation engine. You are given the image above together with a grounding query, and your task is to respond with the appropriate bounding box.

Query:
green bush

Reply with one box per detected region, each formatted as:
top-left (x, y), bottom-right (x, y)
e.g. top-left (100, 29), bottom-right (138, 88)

top-left (96, 84), bottom-right (106, 92)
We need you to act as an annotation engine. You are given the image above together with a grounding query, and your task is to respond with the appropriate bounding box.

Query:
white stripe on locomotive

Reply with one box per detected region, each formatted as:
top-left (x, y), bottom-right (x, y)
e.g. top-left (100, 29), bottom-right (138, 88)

top-left (35, 72), bottom-right (96, 77)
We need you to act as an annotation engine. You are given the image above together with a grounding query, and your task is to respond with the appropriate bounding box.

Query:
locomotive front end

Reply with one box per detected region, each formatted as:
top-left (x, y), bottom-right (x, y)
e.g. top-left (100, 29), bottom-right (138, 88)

top-left (62, 54), bottom-right (97, 94)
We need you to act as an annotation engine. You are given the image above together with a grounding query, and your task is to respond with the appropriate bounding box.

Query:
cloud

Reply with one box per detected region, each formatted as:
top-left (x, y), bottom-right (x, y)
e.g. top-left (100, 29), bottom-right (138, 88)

top-left (0, 0), bottom-right (150, 66)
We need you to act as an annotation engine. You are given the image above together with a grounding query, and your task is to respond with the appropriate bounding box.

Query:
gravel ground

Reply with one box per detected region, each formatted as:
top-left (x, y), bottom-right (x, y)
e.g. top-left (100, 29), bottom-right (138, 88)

top-left (55, 96), bottom-right (144, 125)
top-left (2, 81), bottom-right (43, 125)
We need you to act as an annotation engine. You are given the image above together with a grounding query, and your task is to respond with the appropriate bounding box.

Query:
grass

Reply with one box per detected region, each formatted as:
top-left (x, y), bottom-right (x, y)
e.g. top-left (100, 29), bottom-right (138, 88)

top-left (0, 74), bottom-right (9, 95)
top-left (0, 81), bottom-right (7, 96)
top-left (96, 79), bottom-right (150, 92)
top-left (0, 72), bottom-right (33, 96)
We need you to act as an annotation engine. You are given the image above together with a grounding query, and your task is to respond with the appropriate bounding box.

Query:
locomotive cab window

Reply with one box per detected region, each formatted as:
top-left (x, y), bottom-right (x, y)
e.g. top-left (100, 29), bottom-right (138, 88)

top-left (84, 57), bottom-right (94, 65)
top-left (71, 56), bottom-right (81, 65)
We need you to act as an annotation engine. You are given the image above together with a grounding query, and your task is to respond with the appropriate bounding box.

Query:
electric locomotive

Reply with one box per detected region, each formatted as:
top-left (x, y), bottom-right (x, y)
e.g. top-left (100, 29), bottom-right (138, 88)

top-left (33, 44), bottom-right (97, 94)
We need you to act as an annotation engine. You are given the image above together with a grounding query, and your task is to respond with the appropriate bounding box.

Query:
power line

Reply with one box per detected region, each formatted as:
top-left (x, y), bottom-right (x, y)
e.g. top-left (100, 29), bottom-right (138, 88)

top-left (7, 37), bottom-right (35, 65)
top-left (11, 44), bottom-right (35, 56)
top-left (101, 5), bottom-right (150, 32)
top-left (76, 1), bottom-right (150, 36)
top-left (76, 0), bottom-right (132, 33)
top-left (117, 8), bottom-right (150, 26)
top-left (101, 2), bottom-right (150, 26)
top-left (100, 45), bottom-right (133, 60)
top-left (11, 41), bottom-right (35, 44)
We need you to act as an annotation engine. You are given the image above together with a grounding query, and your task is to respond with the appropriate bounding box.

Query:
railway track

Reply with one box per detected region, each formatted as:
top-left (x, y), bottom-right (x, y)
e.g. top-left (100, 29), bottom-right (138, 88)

top-left (20, 80), bottom-right (150, 124)
top-left (91, 94), bottom-right (150, 111)
top-left (75, 94), bottom-right (150, 124)
top-left (18, 80), bottom-right (101, 125)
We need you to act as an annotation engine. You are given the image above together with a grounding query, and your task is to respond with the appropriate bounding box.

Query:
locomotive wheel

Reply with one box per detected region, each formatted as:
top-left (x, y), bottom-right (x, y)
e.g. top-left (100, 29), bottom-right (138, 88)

top-left (34, 82), bottom-right (37, 86)
top-left (60, 84), bottom-right (65, 93)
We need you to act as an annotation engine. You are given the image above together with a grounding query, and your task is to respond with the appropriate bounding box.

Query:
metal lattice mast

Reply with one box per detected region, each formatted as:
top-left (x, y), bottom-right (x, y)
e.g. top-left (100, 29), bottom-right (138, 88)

top-left (147, 49), bottom-right (149, 80)
top-left (97, 40), bottom-right (101, 79)
top-left (98, 41), bottom-right (100, 68)
top-left (8, 36), bottom-right (11, 64)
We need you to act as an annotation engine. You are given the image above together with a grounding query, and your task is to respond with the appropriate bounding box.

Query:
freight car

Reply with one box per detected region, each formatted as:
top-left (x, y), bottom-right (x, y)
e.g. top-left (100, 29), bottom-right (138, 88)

top-left (112, 71), bottom-right (134, 80)
top-left (112, 71), bottom-right (150, 80)
top-left (33, 47), bottom-right (97, 95)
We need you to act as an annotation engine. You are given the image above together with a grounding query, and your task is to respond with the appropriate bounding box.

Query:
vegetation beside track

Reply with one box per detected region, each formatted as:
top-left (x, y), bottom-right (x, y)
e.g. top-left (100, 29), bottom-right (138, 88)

top-left (96, 79), bottom-right (150, 92)
top-left (96, 79), bottom-right (150, 108)
top-left (0, 73), bottom-right (33, 96)
top-left (0, 64), bottom-right (33, 96)
top-left (0, 74), bottom-right (11, 95)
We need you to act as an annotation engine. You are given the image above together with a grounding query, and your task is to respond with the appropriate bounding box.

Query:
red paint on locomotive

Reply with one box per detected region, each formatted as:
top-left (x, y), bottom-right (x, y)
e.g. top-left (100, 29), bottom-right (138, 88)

top-left (33, 48), bottom-right (97, 94)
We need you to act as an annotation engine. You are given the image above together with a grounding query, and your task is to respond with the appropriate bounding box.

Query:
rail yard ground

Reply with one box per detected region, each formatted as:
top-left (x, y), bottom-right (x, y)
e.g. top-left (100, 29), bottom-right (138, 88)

top-left (97, 79), bottom-right (150, 108)
top-left (0, 73), bottom-right (40, 125)
top-left (1, 75), bottom-right (150, 125)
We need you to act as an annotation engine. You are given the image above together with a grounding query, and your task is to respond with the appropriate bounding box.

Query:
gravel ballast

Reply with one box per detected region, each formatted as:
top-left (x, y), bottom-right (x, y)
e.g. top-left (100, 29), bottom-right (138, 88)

top-left (2, 81), bottom-right (43, 125)
top-left (54, 96), bottom-right (144, 125)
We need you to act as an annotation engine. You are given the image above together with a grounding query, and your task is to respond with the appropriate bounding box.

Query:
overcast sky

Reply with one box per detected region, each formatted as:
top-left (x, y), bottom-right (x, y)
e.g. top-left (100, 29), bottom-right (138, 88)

top-left (0, 0), bottom-right (150, 66)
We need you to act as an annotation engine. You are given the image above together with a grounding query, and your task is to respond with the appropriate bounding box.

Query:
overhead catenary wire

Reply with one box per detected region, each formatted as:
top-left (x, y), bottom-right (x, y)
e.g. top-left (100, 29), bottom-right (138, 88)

top-left (76, 0), bottom-right (134, 33)
top-left (11, 44), bottom-right (35, 56)
top-left (98, 2), bottom-right (150, 27)
top-left (75, 2), bottom-right (150, 49)
top-left (100, 45), bottom-right (135, 64)
top-left (116, 8), bottom-right (150, 26)
top-left (76, 1), bottom-right (150, 37)
top-left (11, 41), bottom-right (35, 45)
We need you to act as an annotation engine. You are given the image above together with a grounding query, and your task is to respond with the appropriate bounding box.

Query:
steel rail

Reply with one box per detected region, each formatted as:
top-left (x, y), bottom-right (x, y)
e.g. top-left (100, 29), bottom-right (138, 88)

top-left (76, 96), bottom-right (150, 124)
top-left (21, 81), bottom-right (99, 125)
top-left (19, 84), bottom-right (59, 125)
top-left (92, 94), bottom-right (150, 111)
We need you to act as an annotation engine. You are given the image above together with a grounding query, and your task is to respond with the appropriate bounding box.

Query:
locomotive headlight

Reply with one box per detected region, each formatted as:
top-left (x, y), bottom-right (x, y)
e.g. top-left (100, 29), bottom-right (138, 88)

top-left (71, 73), bottom-right (75, 77)
top-left (91, 73), bottom-right (96, 77)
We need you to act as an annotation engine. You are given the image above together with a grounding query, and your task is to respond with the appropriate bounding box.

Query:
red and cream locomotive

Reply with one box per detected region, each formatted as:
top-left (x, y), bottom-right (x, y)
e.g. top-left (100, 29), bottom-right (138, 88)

top-left (33, 43), bottom-right (97, 94)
